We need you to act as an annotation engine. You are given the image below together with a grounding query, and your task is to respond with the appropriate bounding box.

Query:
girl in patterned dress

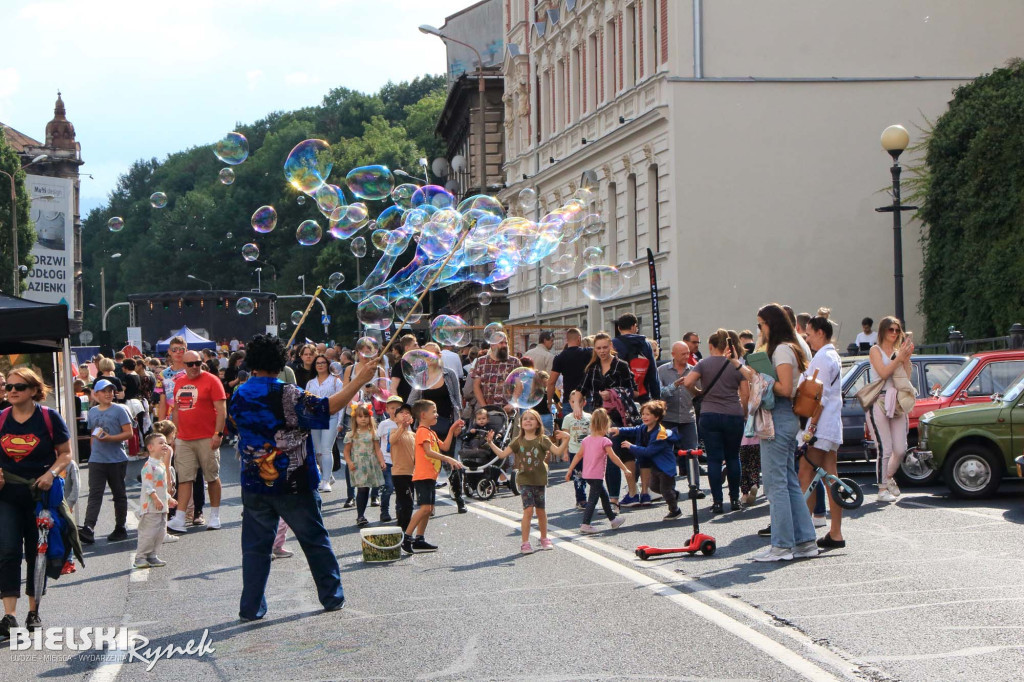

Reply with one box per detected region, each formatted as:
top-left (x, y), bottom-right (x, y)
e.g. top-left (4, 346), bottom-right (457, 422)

top-left (344, 404), bottom-right (386, 527)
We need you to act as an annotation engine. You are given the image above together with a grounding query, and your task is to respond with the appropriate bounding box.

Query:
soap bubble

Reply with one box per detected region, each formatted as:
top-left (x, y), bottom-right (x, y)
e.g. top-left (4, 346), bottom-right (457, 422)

top-left (329, 361), bottom-right (343, 377)
top-left (251, 205), bottom-right (277, 233)
top-left (328, 271), bottom-right (345, 289)
top-left (619, 260), bottom-right (639, 279)
top-left (582, 214), bottom-right (604, 236)
top-left (393, 296), bottom-right (423, 324)
top-left (490, 277), bottom-right (510, 292)
top-left (583, 246), bottom-right (603, 267)
top-left (356, 295), bottom-right (394, 331)
top-left (315, 184), bottom-right (344, 217)
top-left (297, 195), bottom-right (306, 206)
top-left (376, 205), bottom-right (405, 232)
top-left (371, 229), bottom-right (388, 252)
top-left (503, 367), bottom-right (546, 409)
top-left (215, 132), bottom-right (249, 165)
top-left (241, 243), bottom-right (260, 262)
top-left (279, 322), bottom-right (288, 331)
top-left (478, 291), bottom-right (492, 306)
top-left (290, 310), bottom-right (304, 326)
top-left (401, 349), bottom-right (443, 391)
top-left (107, 217), bottom-right (125, 232)
top-left (573, 187), bottom-right (595, 205)
top-left (219, 168), bottom-right (235, 185)
top-left (541, 284), bottom-right (558, 303)
top-left (296, 220), bottom-right (322, 246)
top-left (355, 336), bottom-right (381, 359)
top-left (346, 165), bottom-right (394, 201)
top-left (483, 322), bottom-right (506, 345)
top-left (430, 314), bottom-right (472, 348)
top-left (329, 203), bottom-right (368, 239)
top-left (235, 297), bottom-right (255, 315)
top-left (411, 185), bottom-right (456, 209)
top-left (391, 183), bottom-right (418, 209)
top-left (351, 236), bottom-right (367, 258)
top-left (546, 252), bottom-right (575, 275)
top-left (150, 192), bottom-right (168, 209)
top-left (226, 232), bottom-right (233, 239)
top-left (284, 138), bottom-right (332, 195)
top-left (578, 264), bottom-right (624, 301)
top-left (518, 187), bottom-right (538, 211)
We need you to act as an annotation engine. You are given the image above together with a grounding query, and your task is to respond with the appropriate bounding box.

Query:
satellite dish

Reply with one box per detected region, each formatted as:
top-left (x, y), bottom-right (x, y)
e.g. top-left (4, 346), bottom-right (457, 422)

top-left (431, 158), bottom-right (450, 177)
top-left (451, 155), bottom-right (467, 173)
top-left (445, 179), bottom-right (461, 193)
top-left (80, 331), bottom-right (94, 344)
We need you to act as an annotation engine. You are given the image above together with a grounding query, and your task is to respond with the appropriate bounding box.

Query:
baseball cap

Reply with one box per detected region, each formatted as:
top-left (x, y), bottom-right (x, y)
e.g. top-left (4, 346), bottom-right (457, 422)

top-left (93, 379), bottom-right (115, 392)
top-left (386, 395), bottom-right (404, 405)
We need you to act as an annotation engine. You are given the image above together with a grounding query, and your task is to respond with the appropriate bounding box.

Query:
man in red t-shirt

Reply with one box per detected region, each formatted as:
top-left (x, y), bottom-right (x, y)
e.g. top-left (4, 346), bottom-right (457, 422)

top-left (168, 351), bottom-right (227, 533)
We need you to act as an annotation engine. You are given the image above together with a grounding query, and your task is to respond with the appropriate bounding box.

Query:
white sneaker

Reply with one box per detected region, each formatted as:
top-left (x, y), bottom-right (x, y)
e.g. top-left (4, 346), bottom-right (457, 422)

top-left (878, 489), bottom-right (896, 503)
top-left (162, 532), bottom-right (179, 543)
top-left (793, 541), bottom-right (819, 559)
top-left (321, 482), bottom-right (332, 493)
top-left (752, 546), bottom-right (794, 562)
top-left (813, 515), bottom-right (827, 528)
top-left (207, 512), bottom-right (222, 530)
top-left (609, 516), bottom-right (625, 530)
top-left (272, 547), bottom-right (294, 559)
top-left (167, 516), bottom-right (187, 533)
top-left (579, 524), bottom-right (599, 534)
top-left (887, 479), bottom-right (901, 497)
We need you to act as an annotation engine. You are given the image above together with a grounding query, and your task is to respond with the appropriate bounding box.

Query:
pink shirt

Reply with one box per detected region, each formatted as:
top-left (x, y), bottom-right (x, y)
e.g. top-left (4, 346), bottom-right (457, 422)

top-left (580, 435), bottom-right (613, 479)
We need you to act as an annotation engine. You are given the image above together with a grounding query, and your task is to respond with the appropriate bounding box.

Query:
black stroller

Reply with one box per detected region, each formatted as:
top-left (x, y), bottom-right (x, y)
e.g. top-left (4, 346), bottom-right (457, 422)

top-left (458, 405), bottom-right (519, 500)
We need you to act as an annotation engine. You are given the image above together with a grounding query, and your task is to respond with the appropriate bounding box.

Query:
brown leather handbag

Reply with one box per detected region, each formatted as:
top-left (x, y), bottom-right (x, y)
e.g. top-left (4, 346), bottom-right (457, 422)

top-left (793, 369), bottom-right (823, 418)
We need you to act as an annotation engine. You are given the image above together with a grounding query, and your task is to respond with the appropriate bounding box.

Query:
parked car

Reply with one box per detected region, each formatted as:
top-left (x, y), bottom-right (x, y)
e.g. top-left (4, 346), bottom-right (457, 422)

top-left (840, 354), bottom-right (967, 457)
top-left (914, 373), bottom-right (1024, 498)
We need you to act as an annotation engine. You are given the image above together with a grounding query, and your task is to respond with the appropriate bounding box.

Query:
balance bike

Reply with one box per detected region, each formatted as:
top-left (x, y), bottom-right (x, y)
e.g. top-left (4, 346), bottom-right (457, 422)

top-left (635, 449), bottom-right (717, 560)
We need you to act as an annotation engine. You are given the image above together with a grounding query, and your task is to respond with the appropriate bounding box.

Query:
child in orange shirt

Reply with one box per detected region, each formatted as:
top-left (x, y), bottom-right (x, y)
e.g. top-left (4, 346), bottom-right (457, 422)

top-left (403, 400), bottom-right (464, 554)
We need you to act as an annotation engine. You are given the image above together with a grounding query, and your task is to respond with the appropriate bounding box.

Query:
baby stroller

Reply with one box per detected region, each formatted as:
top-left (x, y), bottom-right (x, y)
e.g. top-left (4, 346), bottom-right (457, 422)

top-left (459, 405), bottom-right (519, 500)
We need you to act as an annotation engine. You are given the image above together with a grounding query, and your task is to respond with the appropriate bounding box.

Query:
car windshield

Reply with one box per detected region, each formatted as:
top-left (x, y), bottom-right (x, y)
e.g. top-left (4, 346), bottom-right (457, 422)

top-left (1002, 373), bottom-right (1024, 404)
top-left (939, 358), bottom-right (979, 398)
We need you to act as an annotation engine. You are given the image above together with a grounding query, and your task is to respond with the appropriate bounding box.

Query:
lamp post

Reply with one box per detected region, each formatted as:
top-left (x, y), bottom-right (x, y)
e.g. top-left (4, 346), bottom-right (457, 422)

top-left (187, 274), bottom-right (212, 290)
top-left (419, 24), bottom-right (487, 195)
top-left (876, 125), bottom-right (917, 326)
top-left (254, 267), bottom-right (262, 292)
top-left (1, 154), bottom-right (49, 294)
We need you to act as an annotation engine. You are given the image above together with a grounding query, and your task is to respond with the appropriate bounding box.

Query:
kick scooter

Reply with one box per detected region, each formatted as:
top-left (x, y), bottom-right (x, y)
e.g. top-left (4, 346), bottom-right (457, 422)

top-left (635, 449), bottom-right (716, 559)
top-left (799, 444), bottom-right (863, 509)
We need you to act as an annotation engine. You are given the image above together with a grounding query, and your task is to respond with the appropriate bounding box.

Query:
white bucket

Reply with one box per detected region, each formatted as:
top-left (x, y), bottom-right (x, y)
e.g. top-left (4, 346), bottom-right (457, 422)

top-left (360, 526), bottom-right (403, 563)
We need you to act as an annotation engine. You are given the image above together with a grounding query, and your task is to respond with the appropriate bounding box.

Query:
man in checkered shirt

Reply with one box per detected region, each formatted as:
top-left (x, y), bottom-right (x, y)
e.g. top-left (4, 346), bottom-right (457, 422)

top-left (470, 336), bottom-right (522, 413)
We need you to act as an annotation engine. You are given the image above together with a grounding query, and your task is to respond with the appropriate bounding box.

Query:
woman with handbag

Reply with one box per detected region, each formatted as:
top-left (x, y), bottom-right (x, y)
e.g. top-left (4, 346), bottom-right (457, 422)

top-left (681, 329), bottom-right (749, 513)
top-left (796, 317), bottom-right (847, 548)
top-left (865, 316), bottom-right (914, 502)
top-left (752, 304), bottom-right (819, 562)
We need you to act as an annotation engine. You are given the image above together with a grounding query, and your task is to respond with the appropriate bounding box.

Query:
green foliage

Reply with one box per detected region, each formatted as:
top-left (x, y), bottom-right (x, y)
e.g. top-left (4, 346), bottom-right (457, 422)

top-left (0, 129), bottom-right (37, 294)
top-left (918, 60), bottom-right (1024, 342)
top-left (81, 77), bottom-right (447, 340)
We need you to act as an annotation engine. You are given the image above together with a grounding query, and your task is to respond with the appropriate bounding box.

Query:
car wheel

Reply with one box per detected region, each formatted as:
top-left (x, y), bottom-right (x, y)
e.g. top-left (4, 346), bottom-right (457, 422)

top-left (943, 444), bottom-right (1003, 499)
top-left (896, 452), bottom-right (941, 486)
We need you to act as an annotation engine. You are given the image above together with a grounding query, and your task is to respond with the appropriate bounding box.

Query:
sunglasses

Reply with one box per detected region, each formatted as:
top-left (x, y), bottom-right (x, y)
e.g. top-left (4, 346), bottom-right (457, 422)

top-left (184, 361), bottom-right (204, 368)
top-left (7, 383), bottom-right (30, 392)
top-left (170, 347), bottom-right (186, 353)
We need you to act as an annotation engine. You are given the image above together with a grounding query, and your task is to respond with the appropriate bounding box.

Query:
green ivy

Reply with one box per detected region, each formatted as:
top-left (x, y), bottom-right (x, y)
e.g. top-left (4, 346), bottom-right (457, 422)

top-left (918, 59), bottom-right (1024, 341)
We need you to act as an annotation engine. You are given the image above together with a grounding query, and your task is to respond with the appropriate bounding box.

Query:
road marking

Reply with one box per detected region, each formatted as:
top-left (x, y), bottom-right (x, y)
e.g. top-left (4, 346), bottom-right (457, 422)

top-left (86, 615), bottom-right (133, 682)
top-left (455, 500), bottom-right (857, 682)
top-left (896, 497), bottom-right (1010, 520)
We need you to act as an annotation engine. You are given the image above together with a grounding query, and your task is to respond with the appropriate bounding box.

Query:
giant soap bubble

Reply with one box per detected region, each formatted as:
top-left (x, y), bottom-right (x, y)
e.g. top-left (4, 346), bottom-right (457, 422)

top-left (215, 132), bottom-right (249, 165)
top-left (356, 295), bottom-right (393, 331)
top-left (578, 264), bottom-right (623, 301)
top-left (284, 139), bottom-right (332, 195)
top-left (504, 367), bottom-right (546, 409)
top-left (401, 349), bottom-right (443, 391)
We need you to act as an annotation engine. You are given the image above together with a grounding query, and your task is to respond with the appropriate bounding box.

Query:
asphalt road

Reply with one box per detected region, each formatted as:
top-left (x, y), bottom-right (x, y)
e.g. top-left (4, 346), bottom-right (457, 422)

top-left (5, 449), bottom-right (1023, 681)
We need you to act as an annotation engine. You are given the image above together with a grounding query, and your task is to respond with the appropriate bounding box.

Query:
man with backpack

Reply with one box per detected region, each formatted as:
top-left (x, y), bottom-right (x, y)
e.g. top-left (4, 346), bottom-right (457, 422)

top-left (612, 314), bottom-right (661, 402)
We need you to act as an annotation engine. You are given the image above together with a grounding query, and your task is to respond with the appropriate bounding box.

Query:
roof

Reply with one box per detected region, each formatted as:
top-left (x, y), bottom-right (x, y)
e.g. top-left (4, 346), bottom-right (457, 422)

top-left (0, 293), bottom-right (70, 354)
top-left (0, 122), bottom-right (43, 153)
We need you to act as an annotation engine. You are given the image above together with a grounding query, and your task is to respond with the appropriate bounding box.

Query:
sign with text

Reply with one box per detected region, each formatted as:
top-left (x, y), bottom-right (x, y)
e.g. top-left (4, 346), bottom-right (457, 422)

top-left (24, 174), bottom-right (74, 318)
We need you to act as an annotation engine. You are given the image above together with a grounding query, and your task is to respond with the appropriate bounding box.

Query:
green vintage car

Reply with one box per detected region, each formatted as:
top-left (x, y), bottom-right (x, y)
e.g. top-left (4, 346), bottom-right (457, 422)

top-left (916, 373), bottom-right (1024, 498)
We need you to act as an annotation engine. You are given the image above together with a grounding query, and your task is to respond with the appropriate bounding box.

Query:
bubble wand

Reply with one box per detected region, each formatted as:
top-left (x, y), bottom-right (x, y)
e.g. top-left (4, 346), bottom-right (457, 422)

top-left (286, 285), bottom-right (324, 347)
top-left (377, 228), bottom-right (474, 358)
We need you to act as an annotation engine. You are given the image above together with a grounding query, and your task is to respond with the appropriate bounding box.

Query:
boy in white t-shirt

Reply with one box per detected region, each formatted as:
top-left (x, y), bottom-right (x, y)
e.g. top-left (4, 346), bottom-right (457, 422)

top-left (374, 396), bottom-right (403, 523)
top-left (561, 390), bottom-right (592, 509)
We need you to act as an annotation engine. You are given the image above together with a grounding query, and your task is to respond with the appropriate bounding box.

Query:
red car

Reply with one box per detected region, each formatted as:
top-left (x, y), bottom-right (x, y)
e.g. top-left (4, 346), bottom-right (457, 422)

top-left (867, 350), bottom-right (1024, 485)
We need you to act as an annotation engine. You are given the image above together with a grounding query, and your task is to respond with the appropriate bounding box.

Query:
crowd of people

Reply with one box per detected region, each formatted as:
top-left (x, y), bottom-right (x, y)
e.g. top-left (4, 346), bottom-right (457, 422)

top-left (0, 302), bottom-right (915, 631)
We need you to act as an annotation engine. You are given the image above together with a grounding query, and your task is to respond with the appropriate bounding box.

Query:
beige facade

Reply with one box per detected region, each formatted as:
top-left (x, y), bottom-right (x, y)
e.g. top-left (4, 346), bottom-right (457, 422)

top-left (500, 0), bottom-right (1024, 348)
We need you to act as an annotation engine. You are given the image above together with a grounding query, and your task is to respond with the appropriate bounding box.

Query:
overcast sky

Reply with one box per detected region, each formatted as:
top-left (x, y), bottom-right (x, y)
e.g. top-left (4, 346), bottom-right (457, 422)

top-left (0, 0), bottom-right (473, 216)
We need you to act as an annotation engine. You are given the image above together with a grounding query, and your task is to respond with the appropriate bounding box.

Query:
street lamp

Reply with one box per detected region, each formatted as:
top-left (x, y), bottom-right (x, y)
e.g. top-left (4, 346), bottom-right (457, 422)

top-left (297, 274), bottom-right (306, 296)
top-left (187, 274), bottom-right (212, 290)
top-left (254, 267), bottom-right (262, 292)
top-left (876, 125), bottom-right (917, 326)
top-left (0, 154), bottom-right (48, 294)
top-left (419, 24), bottom-right (487, 195)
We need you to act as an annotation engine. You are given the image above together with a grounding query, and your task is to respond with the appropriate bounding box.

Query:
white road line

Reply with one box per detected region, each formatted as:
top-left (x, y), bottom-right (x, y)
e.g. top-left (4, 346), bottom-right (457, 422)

top-left (86, 616), bottom-right (133, 682)
top-left (897, 497), bottom-right (1010, 520)
top-left (455, 500), bottom-right (855, 682)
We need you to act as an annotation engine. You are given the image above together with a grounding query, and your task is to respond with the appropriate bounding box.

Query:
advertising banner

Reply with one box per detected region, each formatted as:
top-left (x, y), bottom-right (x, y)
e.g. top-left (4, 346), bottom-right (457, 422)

top-left (24, 174), bottom-right (74, 318)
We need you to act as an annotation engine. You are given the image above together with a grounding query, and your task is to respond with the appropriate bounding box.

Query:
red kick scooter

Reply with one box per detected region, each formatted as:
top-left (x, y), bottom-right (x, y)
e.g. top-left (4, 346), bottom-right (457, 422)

top-left (635, 449), bottom-right (716, 559)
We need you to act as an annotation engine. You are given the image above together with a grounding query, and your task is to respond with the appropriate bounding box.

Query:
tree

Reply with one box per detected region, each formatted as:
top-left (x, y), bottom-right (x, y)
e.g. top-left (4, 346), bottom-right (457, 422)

top-left (918, 60), bottom-right (1024, 341)
top-left (0, 129), bottom-right (37, 294)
